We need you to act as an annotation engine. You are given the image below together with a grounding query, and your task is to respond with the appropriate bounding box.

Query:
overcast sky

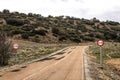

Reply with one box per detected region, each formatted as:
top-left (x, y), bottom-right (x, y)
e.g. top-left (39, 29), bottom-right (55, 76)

top-left (0, 0), bottom-right (120, 22)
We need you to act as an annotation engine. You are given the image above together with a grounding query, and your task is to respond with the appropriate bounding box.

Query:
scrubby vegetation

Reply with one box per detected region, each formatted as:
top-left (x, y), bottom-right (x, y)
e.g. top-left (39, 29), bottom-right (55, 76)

top-left (10, 43), bottom-right (63, 65)
top-left (0, 39), bottom-right (71, 67)
top-left (89, 42), bottom-right (120, 80)
top-left (90, 42), bottom-right (120, 62)
top-left (0, 31), bottom-right (12, 66)
top-left (0, 9), bottom-right (120, 43)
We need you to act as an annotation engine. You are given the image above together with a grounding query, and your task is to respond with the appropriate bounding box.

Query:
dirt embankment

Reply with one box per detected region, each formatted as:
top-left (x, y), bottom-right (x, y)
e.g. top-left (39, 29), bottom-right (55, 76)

top-left (87, 53), bottom-right (120, 80)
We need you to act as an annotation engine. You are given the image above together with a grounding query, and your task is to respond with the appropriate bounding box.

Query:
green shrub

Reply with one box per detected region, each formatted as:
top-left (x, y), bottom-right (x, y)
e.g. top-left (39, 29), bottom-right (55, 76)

top-left (59, 36), bottom-right (67, 41)
top-left (95, 32), bottom-right (104, 39)
top-left (104, 31), bottom-right (117, 40)
top-left (77, 24), bottom-right (87, 32)
top-left (6, 18), bottom-right (25, 26)
top-left (83, 36), bottom-right (95, 41)
top-left (22, 25), bottom-right (34, 31)
top-left (52, 27), bottom-right (60, 34)
top-left (3, 9), bottom-right (10, 14)
top-left (11, 30), bottom-right (23, 34)
top-left (0, 31), bottom-right (12, 66)
top-left (21, 33), bottom-right (29, 39)
top-left (29, 32), bottom-right (36, 36)
top-left (71, 38), bottom-right (82, 43)
top-left (32, 29), bottom-right (47, 36)
top-left (106, 21), bottom-right (119, 25)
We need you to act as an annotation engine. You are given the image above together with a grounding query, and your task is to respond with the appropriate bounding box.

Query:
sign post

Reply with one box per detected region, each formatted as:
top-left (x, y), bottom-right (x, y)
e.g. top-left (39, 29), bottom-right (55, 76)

top-left (97, 40), bottom-right (104, 66)
top-left (100, 46), bottom-right (102, 66)
top-left (12, 43), bottom-right (19, 64)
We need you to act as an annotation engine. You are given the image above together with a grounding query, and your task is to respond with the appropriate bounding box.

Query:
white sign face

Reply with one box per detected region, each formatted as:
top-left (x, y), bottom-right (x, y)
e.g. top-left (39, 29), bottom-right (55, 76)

top-left (13, 43), bottom-right (19, 50)
top-left (97, 40), bottom-right (104, 46)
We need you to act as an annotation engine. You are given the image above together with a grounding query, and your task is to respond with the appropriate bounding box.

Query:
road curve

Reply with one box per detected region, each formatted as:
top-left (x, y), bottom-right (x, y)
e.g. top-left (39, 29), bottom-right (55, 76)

top-left (0, 46), bottom-right (87, 80)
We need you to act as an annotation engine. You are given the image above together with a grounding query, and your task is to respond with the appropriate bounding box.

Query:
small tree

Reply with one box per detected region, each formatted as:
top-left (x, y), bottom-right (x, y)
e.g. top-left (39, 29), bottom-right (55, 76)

top-left (3, 9), bottom-right (10, 14)
top-left (0, 31), bottom-right (12, 66)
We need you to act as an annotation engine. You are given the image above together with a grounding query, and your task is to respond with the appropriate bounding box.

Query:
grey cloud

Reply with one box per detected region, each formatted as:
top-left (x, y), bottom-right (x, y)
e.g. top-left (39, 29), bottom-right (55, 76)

top-left (50, 0), bottom-right (84, 2)
top-left (97, 9), bottom-right (120, 22)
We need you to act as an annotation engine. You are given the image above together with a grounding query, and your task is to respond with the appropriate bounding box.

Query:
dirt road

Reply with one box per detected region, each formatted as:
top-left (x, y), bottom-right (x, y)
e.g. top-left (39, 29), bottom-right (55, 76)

top-left (0, 46), bottom-right (87, 80)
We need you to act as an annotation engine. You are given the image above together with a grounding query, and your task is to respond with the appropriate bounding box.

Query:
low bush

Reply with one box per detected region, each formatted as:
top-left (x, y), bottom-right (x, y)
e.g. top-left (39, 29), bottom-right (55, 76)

top-left (32, 29), bottom-right (47, 36)
top-left (6, 18), bottom-right (25, 26)
top-left (21, 33), bottom-right (29, 39)
top-left (52, 27), bottom-right (60, 34)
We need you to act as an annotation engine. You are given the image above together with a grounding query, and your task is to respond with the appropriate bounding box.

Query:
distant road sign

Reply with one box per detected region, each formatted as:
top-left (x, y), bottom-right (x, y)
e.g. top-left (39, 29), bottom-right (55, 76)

top-left (97, 40), bottom-right (104, 46)
top-left (12, 43), bottom-right (19, 50)
top-left (96, 40), bottom-right (104, 67)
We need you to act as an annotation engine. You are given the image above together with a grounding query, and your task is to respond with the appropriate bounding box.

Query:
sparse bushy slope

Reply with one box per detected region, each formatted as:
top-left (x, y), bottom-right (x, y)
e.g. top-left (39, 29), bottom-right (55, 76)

top-left (0, 9), bottom-right (120, 43)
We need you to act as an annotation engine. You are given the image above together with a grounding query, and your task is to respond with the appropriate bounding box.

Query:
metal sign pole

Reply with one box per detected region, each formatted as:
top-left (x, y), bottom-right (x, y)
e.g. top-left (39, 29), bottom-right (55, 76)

top-left (97, 40), bottom-right (104, 67)
top-left (15, 50), bottom-right (18, 64)
top-left (100, 46), bottom-right (102, 66)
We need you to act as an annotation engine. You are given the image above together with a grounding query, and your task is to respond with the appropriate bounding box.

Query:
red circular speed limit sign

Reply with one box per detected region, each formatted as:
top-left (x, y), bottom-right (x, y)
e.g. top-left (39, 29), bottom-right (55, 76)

top-left (12, 43), bottom-right (19, 50)
top-left (97, 40), bottom-right (104, 46)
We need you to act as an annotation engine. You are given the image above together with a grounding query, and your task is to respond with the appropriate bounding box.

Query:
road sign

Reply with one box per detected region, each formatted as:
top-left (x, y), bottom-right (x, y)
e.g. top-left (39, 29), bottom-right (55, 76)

top-left (97, 40), bottom-right (104, 46)
top-left (96, 40), bottom-right (104, 67)
top-left (12, 43), bottom-right (19, 64)
top-left (12, 43), bottom-right (19, 50)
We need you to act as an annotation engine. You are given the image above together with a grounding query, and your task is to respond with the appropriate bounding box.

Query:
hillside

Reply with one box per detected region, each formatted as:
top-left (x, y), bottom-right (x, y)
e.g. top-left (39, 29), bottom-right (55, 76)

top-left (0, 9), bottom-right (120, 43)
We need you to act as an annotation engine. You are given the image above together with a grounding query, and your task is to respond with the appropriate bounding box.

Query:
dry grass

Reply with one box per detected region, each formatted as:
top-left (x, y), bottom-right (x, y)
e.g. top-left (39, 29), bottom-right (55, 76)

top-left (0, 39), bottom-right (73, 69)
